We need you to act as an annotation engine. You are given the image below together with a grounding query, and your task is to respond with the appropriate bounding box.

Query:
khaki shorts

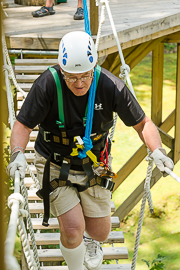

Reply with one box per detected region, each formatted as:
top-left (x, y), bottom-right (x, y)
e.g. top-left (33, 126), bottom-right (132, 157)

top-left (34, 151), bottom-right (111, 218)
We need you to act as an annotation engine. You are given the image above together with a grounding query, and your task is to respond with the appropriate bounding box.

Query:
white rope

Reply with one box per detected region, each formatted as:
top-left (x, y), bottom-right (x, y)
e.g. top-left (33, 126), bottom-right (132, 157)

top-left (3, 32), bottom-right (41, 269)
top-left (2, 33), bottom-right (27, 98)
top-left (164, 167), bottom-right (180, 184)
top-left (131, 149), bottom-right (154, 270)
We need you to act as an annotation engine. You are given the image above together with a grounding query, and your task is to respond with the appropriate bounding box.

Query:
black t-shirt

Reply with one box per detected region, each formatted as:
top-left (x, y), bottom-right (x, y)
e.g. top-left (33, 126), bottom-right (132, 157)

top-left (17, 65), bottom-right (145, 158)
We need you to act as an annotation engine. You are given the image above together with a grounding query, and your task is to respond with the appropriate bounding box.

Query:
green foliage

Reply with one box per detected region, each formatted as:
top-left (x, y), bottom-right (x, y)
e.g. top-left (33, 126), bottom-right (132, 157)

top-left (142, 254), bottom-right (166, 269)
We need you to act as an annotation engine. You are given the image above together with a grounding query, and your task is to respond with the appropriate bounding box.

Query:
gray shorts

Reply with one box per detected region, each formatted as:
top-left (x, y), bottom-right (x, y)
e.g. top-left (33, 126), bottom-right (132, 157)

top-left (34, 151), bottom-right (112, 218)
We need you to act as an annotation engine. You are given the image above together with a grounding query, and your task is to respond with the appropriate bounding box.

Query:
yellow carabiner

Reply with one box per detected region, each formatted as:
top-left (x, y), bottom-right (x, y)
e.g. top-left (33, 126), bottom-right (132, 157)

top-left (86, 150), bottom-right (99, 167)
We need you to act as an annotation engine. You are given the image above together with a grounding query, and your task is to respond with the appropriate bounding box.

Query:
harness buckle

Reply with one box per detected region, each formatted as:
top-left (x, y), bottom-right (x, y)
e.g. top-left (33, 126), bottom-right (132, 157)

top-left (44, 131), bottom-right (51, 142)
top-left (54, 153), bottom-right (61, 162)
top-left (104, 178), bottom-right (110, 189)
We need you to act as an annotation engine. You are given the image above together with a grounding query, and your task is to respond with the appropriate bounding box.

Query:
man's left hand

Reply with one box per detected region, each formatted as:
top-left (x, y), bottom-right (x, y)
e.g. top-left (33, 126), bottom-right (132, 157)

top-left (151, 147), bottom-right (174, 177)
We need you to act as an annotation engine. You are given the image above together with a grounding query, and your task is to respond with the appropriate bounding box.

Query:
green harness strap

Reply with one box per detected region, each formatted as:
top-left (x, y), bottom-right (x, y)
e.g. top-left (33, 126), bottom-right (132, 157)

top-left (49, 65), bottom-right (102, 128)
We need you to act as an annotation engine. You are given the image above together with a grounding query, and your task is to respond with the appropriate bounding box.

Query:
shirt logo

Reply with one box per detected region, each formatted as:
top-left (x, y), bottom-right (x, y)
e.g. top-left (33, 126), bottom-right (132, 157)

top-left (94, 103), bottom-right (103, 110)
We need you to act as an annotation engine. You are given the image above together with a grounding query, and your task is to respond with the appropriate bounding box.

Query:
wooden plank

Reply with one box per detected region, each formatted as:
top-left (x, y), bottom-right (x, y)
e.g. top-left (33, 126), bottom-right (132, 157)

top-left (30, 217), bottom-right (120, 230)
top-left (26, 141), bottom-right (35, 151)
top-left (151, 42), bottom-right (164, 125)
top-left (174, 43), bottom-right (180, 163)
top-left (28, 231), bottom-right (124, 245)
top-left (28, 190), bottom-right (41, 201)
top-left (157, 127), bottom-right (175, 150)
top-left (15, 59), bottom-right (58, 65)
top-left (15, 65), bottom-right (49, 74)
top-left (28, 201), bottom-right (116, 213)
top-left (29, 131), bottom-right (38, 140)
top-left (17, 83), bottom-right (33, 90)
top-left (16, 74), bottom-right (39, 83)
top-left (36, 247), bottom-right (128, 261)
top-left (25, 152), bottom-right (35, 163)
top-left (24, 177), bottom-right (34, 187)
top-left (41, 264), bottom-right (132, 270)
top-left (163, 31), bottom-right (180, 43)
top-left (113, 151), bottom-right (173, 221)
top-left (114, 111), bottom-right (175, 191)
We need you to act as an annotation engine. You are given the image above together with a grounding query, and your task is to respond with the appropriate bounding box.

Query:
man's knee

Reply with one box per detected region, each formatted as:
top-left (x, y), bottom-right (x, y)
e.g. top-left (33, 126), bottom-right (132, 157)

top-left (61, 226), bottom-right (85, 245)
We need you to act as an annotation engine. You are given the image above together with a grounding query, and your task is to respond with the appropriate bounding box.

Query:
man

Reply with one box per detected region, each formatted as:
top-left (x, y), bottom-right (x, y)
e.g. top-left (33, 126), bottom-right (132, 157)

top-left (7, 31), bottom-right (174, 270)
top-left (32, 0), bottom-right (84, 20)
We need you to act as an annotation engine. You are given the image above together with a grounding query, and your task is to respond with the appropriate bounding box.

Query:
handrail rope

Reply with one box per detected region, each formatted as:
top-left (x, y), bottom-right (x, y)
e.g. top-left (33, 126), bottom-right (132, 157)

top-left (2, 33), bottom-right (27, 98)
top-left (5, 171), bottom-right (22, 270)
top-left (131, 149), bottom-right (154, 270)
top-left (2, 33), bottom-right (41, 269)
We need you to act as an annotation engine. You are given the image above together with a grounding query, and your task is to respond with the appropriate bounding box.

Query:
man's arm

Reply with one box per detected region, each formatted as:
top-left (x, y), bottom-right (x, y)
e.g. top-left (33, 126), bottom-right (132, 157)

top-left (133, 116), bottom-right (162, 152)
top-left (6, 120), bottom-right (32, 178)
top-left (10, 120), bottom-right (32, 154)
top-left (133, 115), bottom-right (174, 176)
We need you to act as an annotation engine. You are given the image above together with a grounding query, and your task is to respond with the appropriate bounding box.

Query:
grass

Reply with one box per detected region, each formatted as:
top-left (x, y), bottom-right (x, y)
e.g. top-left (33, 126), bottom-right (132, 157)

top-left (111, 52), bottom-right (180, 269)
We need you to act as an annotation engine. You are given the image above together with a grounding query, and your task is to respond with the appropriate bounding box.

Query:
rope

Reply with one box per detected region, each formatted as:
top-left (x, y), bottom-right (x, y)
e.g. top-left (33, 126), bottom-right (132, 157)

top-left (2, 31), bottom-right (41, 269)
top-left (78, 0), bottom-right (97, 158)
top-left (131, 149), bottom-right (154, 270)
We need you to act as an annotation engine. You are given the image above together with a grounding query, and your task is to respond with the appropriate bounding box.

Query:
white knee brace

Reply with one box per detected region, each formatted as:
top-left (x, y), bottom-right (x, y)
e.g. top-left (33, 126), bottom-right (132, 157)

top-left (60, 240), bottom-right (85, 270)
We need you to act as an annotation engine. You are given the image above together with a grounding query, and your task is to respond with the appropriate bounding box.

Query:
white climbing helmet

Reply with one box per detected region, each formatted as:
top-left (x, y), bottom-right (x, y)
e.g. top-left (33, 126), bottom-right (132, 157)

top-left (58, 31), bottom-right (98, 73)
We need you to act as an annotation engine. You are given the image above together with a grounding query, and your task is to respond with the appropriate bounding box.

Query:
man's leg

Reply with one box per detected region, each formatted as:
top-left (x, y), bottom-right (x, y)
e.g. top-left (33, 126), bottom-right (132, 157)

top-left (58, 203), bottom-right (86, 270)
top-left (83, 215), bottom-right (111, 270)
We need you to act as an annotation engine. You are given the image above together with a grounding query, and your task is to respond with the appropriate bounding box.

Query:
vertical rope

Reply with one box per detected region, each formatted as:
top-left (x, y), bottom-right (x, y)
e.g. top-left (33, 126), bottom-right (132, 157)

top-left (78, 0), bottom-right (97, 158)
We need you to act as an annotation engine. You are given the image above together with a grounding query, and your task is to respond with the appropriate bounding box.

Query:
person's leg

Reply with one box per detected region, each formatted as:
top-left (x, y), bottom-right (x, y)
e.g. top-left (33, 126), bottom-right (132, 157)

top-left (58, 203), bottom-right (86, 270)
top-left (77, 0), bottom-right (83, 7)
top-left (74, 0), bottom-right (84, 20)
top-left (85, 215), bottom-right (111, 242)
top-left (31, 0), bottom-right (55, 17)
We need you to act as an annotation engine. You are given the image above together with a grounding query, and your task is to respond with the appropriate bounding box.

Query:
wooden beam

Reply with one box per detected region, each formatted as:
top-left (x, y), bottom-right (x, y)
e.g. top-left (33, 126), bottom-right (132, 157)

top-left (113, 151), bottom-right (173, 221)
top-left (151, 43), bottom-right (164, 126)
top-left (157, 127), bottom-right (174, 150)
top-left (174, 44), bottom-right (180, 163)
top-left (90, 0), bottom-right (98, 36)
top-left (163, 31), bottom-right (180, 43)
top-left (113, 110), bottom-right (175, 191)
top-left (0, 9), bottom-right (6, 270)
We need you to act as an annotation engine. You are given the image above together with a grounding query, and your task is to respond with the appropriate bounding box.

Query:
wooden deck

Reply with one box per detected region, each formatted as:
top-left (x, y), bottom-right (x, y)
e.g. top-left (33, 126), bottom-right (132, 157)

top-left (3, 0), bottom-right (180, 56)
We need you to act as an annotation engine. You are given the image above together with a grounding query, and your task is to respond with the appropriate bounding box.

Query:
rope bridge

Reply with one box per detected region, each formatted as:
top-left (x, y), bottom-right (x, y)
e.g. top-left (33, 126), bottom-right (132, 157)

top-left (3, 1), bottom-right (180, 270)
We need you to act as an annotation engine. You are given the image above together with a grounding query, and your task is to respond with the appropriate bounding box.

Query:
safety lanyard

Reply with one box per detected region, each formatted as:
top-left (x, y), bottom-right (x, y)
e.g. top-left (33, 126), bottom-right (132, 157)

top-left (48, 65), bottom-right (101, 129)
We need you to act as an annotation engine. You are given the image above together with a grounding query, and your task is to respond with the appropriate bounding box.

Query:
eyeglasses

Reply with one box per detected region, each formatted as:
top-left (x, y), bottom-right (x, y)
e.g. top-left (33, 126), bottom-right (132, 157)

top-left (62, 71), bottom-right (94, 83)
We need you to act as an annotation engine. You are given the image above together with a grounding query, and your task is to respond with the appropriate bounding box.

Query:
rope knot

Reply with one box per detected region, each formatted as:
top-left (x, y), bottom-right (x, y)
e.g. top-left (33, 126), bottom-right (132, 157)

top-left (119, 64), bottom-right (130, 81)
top-left (78, 137), bottom-right (93, 159)
top-left (19, 209), bottom-right (28, 218)
top-left (8, 193), bottom-right (25, 210)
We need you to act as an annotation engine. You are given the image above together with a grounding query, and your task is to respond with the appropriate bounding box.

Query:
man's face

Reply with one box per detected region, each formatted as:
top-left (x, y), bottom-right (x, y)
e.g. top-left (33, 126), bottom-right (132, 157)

top-left (61, 69), bottom-right (94, 96)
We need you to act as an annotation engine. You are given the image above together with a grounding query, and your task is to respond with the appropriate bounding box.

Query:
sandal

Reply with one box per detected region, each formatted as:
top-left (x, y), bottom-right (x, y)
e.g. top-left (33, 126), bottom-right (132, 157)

top-left (32, 5), bottom-right (55, 17)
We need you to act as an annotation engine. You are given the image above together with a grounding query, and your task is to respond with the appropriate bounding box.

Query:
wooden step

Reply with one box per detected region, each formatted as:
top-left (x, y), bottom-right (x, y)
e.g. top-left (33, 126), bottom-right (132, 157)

top-left (30, 217), bottom-right (120, 230)
top-left (28, 201), bottom-right (115, 213)
top-left (29, 131), bottom-right (38, 141)
top-left (25, 152), bottom-right (35, 163)
top-left (41, 265), bottom-right (131, 270)
top-left (26, 141), bottom-right (35, 151)
top-left (15, 59), bottom-right (57, 66)
top-left (28, 190), bottom-right (41, 200)
top-left (28, 231), bottom-right (124, 245)
top-left (24, 177), bottom-right (35, 187)
top-left (35, 247), bottom-right (128, 261)
top-left (18, 83), bottom-right (33, 91)
top-left (15, 65), bottom-right (49, 74)
top-left (16, 74), bottom-right (39, 83)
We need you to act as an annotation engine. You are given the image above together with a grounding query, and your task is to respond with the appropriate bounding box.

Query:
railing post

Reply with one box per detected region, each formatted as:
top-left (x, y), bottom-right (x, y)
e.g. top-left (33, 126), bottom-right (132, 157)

top-left (0, 6), bottom-right (6, 270)
top-left (90, 0), bottom-right (99, 35)
top-left (174, 43), bottom-right (180, 163)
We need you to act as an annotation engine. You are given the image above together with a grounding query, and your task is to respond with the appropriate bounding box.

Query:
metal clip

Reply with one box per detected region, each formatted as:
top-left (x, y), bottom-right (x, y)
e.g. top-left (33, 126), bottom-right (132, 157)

top-left (75, 136), bottom-right (84, 146)
top-left (44, 131), bottom-right (51, 142)
top-left (54, 153), bottom-right (61, 161)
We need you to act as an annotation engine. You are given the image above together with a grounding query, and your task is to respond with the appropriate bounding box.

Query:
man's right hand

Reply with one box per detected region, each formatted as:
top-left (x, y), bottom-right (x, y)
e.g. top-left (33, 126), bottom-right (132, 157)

top-left (6, 151), bottom-right (26, 179)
